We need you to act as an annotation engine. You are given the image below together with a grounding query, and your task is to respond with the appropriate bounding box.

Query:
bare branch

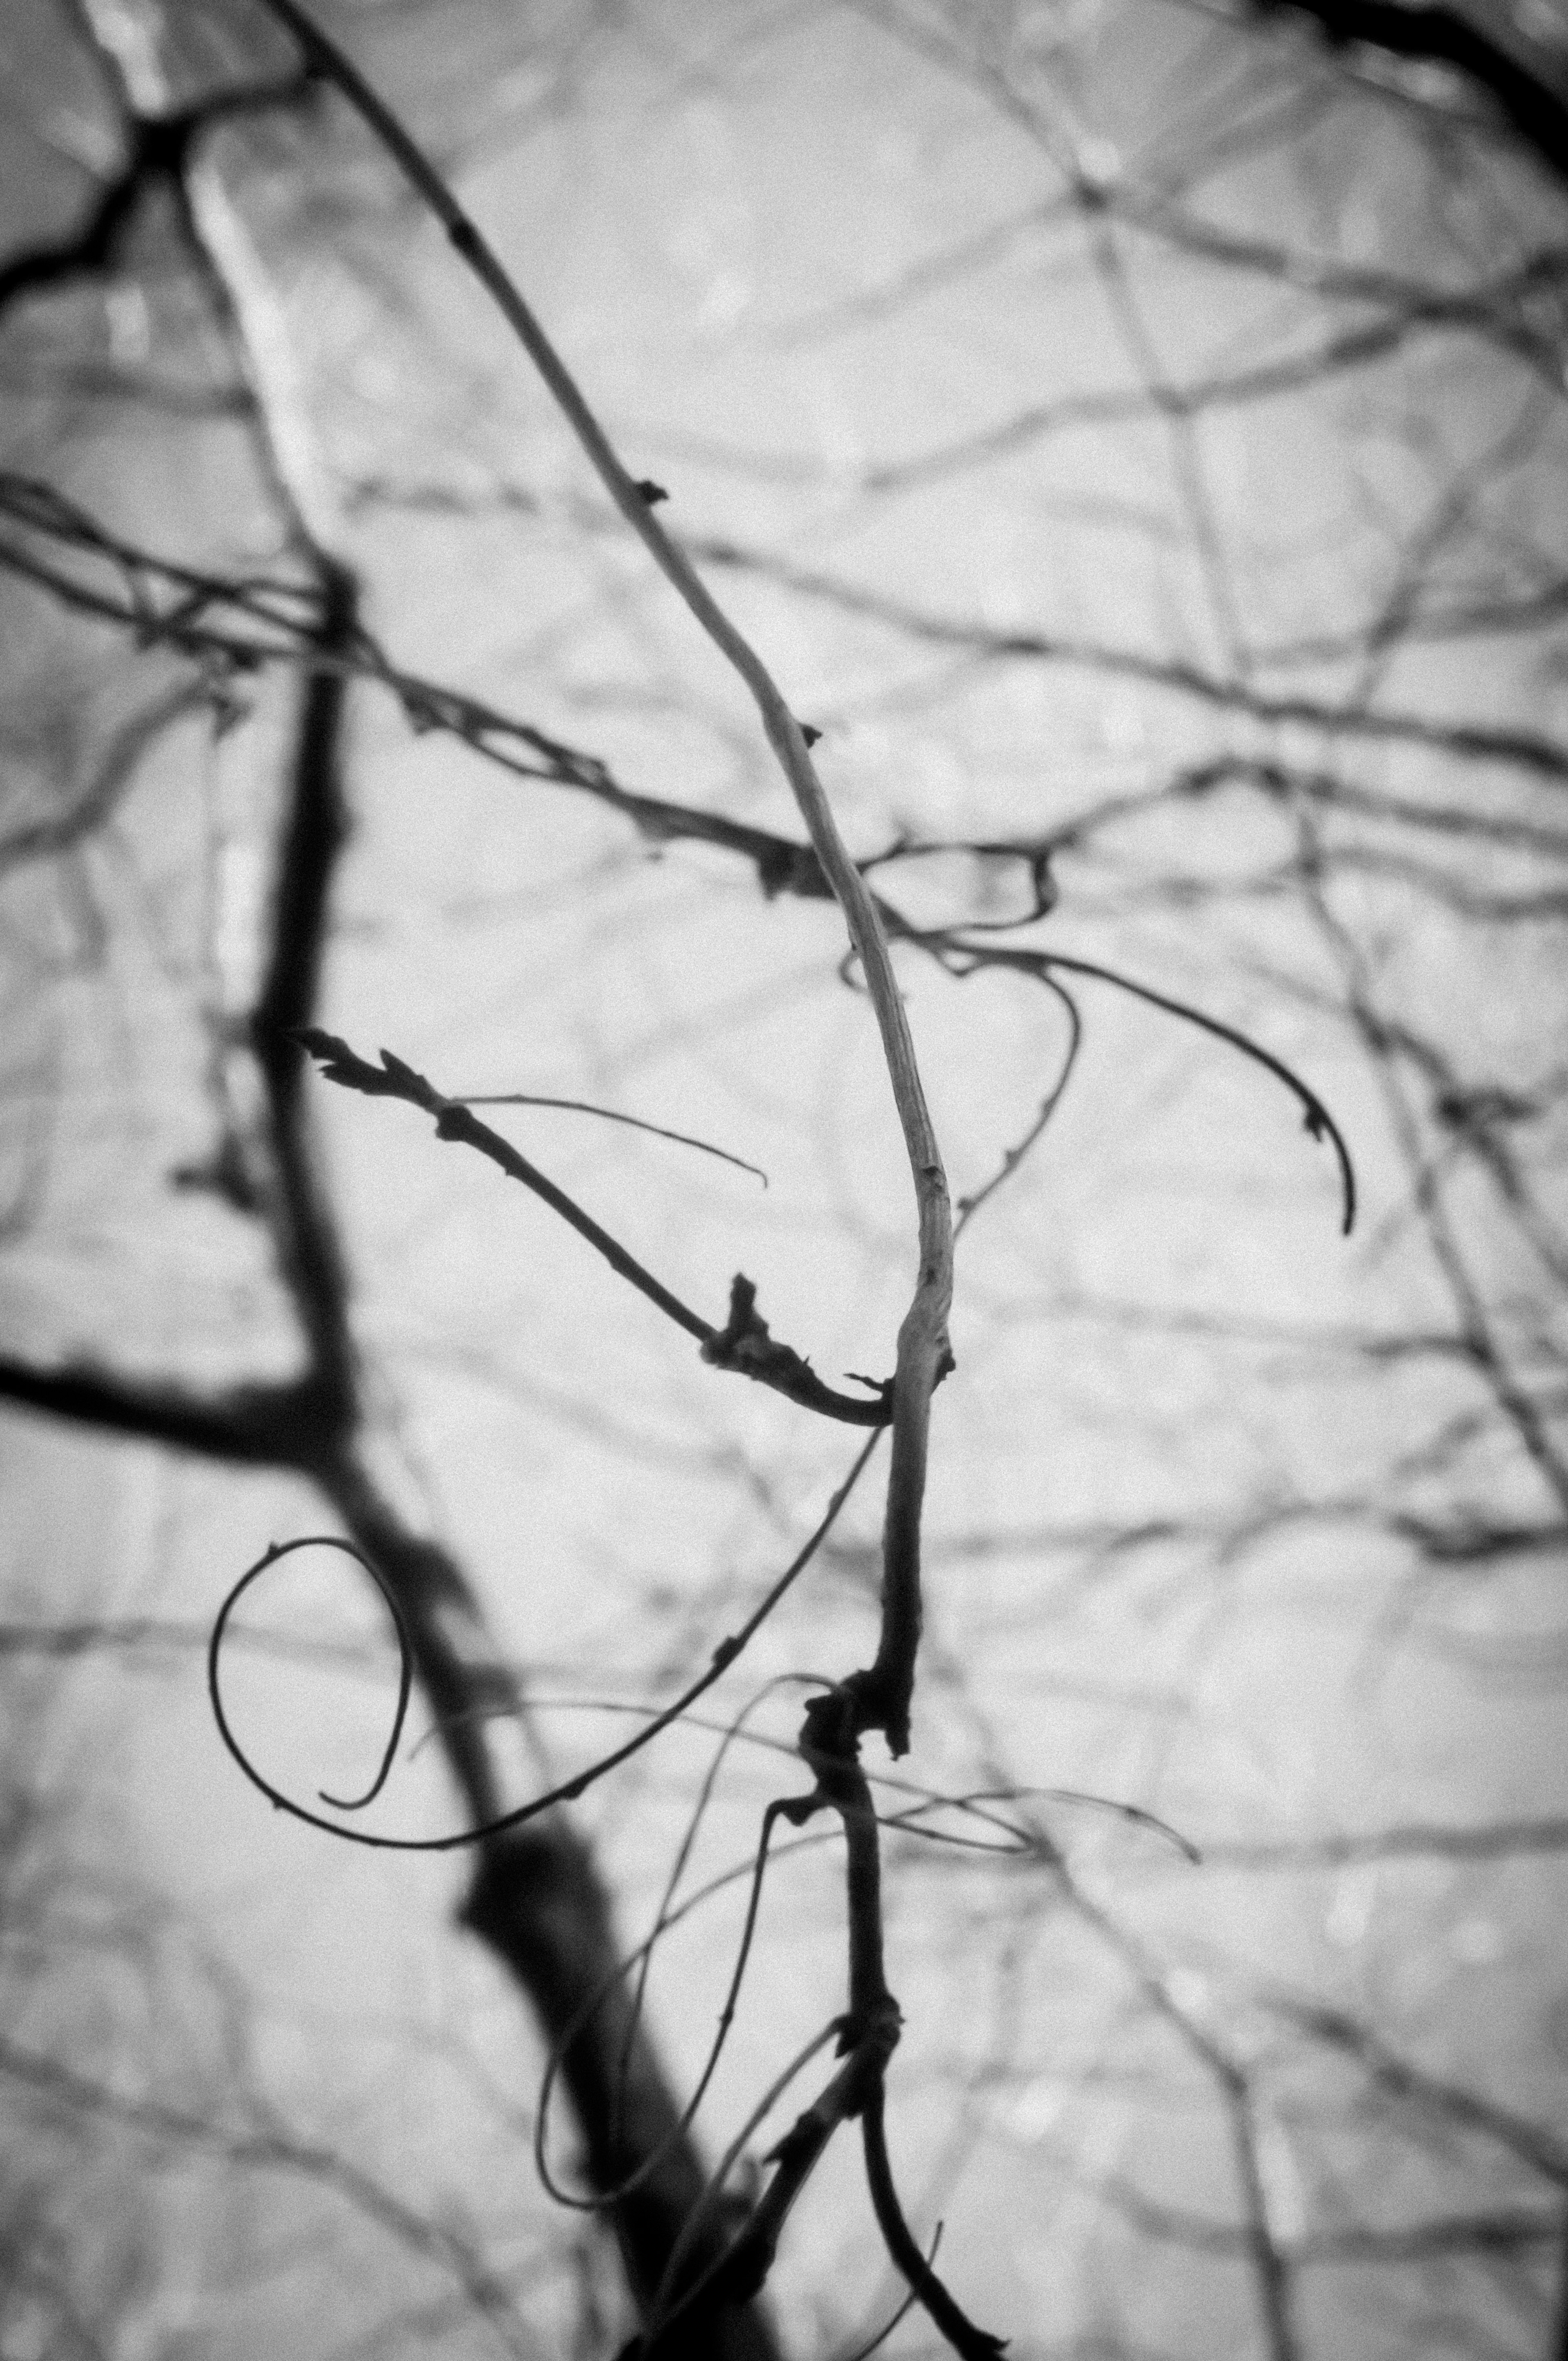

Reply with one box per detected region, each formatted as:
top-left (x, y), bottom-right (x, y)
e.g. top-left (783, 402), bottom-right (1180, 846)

top-left (0, 1357), bottom-right (330, 1466)
top-left (248, 0), bottom-right (952, 1769)
top-left (294, 1031), bottom-right (891, 1426)
top-left (861, 2083), bottom-right (1008, 2358)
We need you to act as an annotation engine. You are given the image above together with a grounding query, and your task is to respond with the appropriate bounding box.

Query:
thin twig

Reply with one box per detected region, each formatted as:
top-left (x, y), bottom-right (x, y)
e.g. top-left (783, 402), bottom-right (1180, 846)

top-left (457, 1091), bottom-right (766, 1184)
top-left (208, 1431), bottom-right (882, 1853)
top-left (294, 1030), bottom-right (889, 1425)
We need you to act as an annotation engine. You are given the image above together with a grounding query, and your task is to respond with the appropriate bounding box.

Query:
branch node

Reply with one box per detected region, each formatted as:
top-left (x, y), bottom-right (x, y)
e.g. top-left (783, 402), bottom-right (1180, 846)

top-left (701, 1274), bottom-right (894, 1425)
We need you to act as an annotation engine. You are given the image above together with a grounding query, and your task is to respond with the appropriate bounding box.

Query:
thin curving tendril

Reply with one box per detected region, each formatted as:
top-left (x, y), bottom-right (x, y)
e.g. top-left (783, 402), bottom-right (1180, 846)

top-left (953, 969), bottom-right (1082, 1242)
top-left (454, 1090), bottom-right (767, 1185)
top-left (861, 2079), bottom-right (1007, 2357)
top-left (206, 1535), bottom-right (414, 1811)
top-left (951, 938), bottom-right (1357, 1234)
top-left (208, 1431), bottom-right (882, 1853)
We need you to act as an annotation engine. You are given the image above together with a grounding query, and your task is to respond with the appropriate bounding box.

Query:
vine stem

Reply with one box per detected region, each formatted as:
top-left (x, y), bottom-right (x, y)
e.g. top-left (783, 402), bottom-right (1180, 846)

top-left (250, 0), bottom-right (952, 1755)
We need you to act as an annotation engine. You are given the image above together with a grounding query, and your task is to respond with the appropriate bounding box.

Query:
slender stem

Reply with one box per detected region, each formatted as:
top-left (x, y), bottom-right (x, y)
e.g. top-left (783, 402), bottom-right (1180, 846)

top-left (249, 0), bottom-right (952, 1755)
top-left (861, 2085), bottom-right (1007, 2357)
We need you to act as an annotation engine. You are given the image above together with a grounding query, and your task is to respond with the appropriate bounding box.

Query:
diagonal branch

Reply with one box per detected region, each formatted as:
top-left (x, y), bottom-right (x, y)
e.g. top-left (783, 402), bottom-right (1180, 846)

top-left (4, 36), bottom-right (788, 2341)
top-left (0, 1358), bottom-right (332, 1465)
top-left (292, 1031), bottom-right (892, 1428)
top-left (861, 2085), bottom-right (1007, 2359)
top-left (0, 478), bottom-right (1355, 1236)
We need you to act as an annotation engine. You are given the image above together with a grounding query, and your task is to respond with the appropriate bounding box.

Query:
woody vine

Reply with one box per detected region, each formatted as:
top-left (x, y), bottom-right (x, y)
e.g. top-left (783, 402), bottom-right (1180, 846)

top-left (185, 5), bottom-right (1358, 2355)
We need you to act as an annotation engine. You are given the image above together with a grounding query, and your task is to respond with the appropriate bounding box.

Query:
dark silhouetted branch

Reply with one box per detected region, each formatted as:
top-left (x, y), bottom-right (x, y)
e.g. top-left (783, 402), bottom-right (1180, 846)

top-left (0, 71), bottom-right (312, 322)
top-left (209, 1434), bottom-right (880, 1855)
top-left (294, 1033), bottom-right (891, 1426)
top-left (1256, 0), bottom-right (1568, 184)
top-left (0, 1357), bottom-right (332, 1465)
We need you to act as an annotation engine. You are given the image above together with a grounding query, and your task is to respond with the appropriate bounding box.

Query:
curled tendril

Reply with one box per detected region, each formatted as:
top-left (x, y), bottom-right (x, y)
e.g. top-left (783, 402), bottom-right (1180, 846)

top-left (207, 1535), bottom-right (414, 1813)
top-left (208, 1430), bottom-right (882, 1853)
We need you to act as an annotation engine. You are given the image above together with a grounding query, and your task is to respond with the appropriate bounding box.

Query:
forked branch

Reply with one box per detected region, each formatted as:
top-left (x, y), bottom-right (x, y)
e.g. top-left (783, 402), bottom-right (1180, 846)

top-left (292, 1030), bottom-right (891, 1426)
top-left (201, 13), bottom-right (1352, 2353)
top-left (251, 0), bottom-right (951, 1769)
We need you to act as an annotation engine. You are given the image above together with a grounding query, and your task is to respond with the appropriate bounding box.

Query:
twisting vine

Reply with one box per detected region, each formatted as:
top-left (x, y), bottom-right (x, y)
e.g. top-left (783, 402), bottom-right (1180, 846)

top-left (209, 1432), bottom-right (884, 1853)
top-left (202, 6), bottom-right (1356, 2350)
